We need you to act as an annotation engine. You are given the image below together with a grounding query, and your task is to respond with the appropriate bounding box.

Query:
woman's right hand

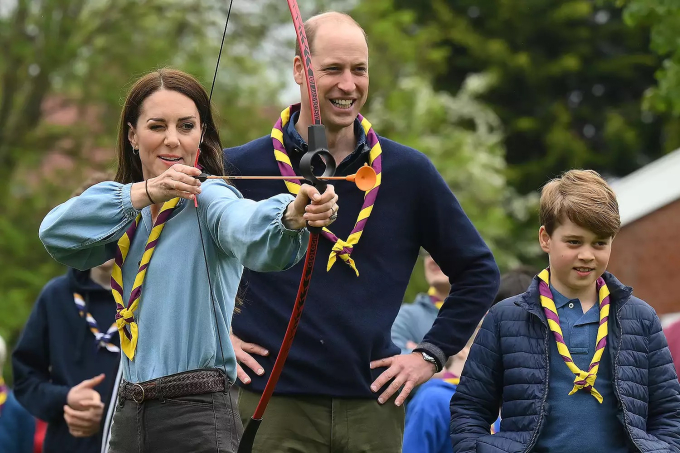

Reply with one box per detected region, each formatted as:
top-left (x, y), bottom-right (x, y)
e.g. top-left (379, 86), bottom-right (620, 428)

top-left (131, 164), bottom-right (202, 208)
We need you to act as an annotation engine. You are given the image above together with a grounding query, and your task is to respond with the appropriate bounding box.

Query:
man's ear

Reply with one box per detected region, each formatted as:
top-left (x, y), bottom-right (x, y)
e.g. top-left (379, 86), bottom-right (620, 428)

top-left (293, 56), bottom-right (304, 86)
top-left (538, 226), bottom-right (551, 253)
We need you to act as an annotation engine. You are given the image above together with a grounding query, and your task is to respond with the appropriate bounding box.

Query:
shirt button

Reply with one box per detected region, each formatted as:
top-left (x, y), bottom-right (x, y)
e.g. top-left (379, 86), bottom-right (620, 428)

top-left (568, 302), bottom-right (574, 309)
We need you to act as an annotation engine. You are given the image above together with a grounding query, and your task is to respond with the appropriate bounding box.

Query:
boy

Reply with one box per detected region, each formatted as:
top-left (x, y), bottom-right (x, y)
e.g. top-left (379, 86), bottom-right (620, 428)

top-left (450, 170), bottom-right (680, 453)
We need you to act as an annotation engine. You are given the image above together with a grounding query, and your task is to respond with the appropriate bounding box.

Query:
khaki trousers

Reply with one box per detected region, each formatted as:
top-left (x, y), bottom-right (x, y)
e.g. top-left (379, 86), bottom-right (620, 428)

top-left (237, 387), bottom-right (404, 453)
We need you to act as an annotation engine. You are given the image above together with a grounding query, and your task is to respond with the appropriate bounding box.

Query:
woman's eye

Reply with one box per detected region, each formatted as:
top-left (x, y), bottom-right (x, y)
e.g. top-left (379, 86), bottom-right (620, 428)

top-left (149, 125), bottom-right (164, 130)
top-left (181, 123), bottom-right (195, 130)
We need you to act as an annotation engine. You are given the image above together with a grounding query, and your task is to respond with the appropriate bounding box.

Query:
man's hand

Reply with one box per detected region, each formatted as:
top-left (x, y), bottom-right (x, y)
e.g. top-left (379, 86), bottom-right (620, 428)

top-left (67, 374), bottom-right (105, 411)
top-left (231, 333), bottom-right (269, 384)
top-left (369, 352), bottom-right (437, 406)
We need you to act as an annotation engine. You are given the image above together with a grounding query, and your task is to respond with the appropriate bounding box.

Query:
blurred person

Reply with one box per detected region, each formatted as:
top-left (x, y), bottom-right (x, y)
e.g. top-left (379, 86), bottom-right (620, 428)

top-left (0, 334), bottom-right (36, 453)
top-left (402, 325), bottom-right (501, 453)
top-left (12, 173), bottom-right (121, 453)
top-left (400, 266), bottom-right (533, 453)
top-left (664, 318), bottom-right (680, 375)
top-left (450, 170), bottom-right (680, 452)
top-left (37, 68), bottom-right (338, 453)
top-left (392, 251), bottom-right (451, 354)
top-left (225, 11), bottom-right (500, 453)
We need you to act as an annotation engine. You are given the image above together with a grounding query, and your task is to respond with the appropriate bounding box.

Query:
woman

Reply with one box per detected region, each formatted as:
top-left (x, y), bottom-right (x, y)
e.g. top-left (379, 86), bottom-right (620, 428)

top-left (39, 69), bottom-right (338, 453)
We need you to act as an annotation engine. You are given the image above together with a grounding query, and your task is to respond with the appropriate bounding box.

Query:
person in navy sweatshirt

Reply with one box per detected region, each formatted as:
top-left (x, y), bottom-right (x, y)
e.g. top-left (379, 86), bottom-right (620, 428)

top-left (0, 334), bottom-right (35, 453)
top-left (12, 174), bottom-right (121, 453)
top-left (224, 11), bottom-right (500, 453)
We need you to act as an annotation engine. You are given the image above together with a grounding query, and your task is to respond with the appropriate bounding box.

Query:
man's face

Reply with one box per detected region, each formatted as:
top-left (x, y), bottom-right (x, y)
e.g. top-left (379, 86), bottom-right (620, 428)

top-left (539, 218), bottom-right (613, 298)
top-left (295, 21), bottom-right (369, 132)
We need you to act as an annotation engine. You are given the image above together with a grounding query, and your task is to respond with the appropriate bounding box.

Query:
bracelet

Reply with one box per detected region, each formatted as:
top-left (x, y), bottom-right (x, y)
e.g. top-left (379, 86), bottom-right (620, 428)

top-left (145, 179), bottom-right (157, 205)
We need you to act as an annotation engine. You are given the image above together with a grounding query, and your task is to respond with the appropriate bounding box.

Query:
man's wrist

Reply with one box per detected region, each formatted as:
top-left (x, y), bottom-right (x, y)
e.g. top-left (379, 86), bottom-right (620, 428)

top-left (413, 349), bottom-right (443, 373)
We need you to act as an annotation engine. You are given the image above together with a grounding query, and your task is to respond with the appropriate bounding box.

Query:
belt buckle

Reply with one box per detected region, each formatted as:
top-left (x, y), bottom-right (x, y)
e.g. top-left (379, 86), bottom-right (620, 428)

top-left (131, 383), bottom-right (145, 404)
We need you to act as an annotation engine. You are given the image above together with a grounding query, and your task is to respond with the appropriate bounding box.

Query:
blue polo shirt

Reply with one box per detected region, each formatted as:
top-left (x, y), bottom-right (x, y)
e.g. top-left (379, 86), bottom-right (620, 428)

top-left (533, 286), bottom-right (628, 453)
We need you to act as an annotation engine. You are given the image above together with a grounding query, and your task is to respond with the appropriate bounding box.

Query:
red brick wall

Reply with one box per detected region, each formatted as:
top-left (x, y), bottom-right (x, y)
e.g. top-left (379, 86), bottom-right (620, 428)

top-left (608, 198), bottom-right (680, 315)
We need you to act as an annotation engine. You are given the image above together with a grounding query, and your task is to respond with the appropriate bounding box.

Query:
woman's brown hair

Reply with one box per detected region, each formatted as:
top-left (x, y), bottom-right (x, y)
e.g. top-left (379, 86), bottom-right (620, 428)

top-left (114, 68), bottom-right (225, 183)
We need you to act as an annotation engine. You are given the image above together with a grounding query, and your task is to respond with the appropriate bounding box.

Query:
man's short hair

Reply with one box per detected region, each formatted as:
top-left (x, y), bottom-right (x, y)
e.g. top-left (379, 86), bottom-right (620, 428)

top-left (539, 169), bottom-right (620, 238)
top-left (294, 12), bottom-right (368, 57)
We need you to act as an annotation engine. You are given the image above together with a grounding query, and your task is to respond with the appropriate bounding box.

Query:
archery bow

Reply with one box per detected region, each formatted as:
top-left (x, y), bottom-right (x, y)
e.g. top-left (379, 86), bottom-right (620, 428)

top-left (237, 2), bottom-right (332, 451)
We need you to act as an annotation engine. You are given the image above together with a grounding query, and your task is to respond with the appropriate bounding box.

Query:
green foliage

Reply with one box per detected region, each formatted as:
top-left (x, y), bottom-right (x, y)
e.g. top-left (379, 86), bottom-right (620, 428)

top-left (379, 0), bottom-right (680, 194)
top-left (366, 74), bottom-right (540, 301)
top-left (619, 0), bottom-right (680, 116)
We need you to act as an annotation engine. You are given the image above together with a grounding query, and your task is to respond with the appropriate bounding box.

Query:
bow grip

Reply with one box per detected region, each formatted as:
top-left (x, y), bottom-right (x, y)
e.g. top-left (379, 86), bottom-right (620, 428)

top-left (300, 124), bottom-right (336, 234)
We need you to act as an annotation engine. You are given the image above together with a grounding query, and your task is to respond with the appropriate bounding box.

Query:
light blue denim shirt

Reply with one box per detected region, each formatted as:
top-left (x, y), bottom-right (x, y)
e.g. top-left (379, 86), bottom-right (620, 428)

top-left (39, 180), bottom-right (308, 383)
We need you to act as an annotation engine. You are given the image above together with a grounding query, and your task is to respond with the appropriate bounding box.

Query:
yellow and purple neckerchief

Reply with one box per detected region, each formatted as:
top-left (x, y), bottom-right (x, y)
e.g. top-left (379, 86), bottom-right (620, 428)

top-left (0, 378), bottom-right (7, 416)
top-left (74, 292), bottom-right (119, 353)
top-left (428, 287), bottom-right (444, 309)
top-left (538, 268), bottom-right (610, 403)
top-left (271, 104), bottom-right (382, 276)
top-left (111, 197), bottom-right (180, 360)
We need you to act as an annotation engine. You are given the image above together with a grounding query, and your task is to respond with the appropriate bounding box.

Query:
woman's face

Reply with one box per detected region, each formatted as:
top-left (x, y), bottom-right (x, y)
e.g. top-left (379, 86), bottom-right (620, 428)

top-left (128, 88), bottom-right (202, 180)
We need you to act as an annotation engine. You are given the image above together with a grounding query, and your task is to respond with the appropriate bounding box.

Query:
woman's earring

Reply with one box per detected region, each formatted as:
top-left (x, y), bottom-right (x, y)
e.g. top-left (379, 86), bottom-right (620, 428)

top-left (132, 147), bottom-right (139, 155)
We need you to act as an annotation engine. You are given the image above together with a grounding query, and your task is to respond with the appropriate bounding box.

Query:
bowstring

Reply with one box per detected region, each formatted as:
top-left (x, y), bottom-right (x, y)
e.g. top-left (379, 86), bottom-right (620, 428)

top-left (195, 0), bottom-right (235, 382)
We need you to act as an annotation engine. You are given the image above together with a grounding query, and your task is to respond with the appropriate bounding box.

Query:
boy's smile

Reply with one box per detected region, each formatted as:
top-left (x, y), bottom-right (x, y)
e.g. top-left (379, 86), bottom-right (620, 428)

top-left (539, 219), bottom-right (613, 303)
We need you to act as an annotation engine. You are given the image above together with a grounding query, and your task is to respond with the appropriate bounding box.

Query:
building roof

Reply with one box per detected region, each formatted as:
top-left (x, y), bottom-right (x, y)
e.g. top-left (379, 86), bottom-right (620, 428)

top-left (610, 148), bottom-right (680, 226)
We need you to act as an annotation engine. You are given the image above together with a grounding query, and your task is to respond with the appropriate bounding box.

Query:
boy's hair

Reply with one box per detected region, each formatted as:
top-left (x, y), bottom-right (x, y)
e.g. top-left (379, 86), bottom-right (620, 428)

top-left (540, 169), bottom-right (620, 238)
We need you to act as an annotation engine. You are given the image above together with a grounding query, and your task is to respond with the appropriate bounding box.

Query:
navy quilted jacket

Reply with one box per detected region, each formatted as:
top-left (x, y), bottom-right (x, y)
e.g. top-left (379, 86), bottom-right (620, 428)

top-left (450, 272), bottom-right (680, 453)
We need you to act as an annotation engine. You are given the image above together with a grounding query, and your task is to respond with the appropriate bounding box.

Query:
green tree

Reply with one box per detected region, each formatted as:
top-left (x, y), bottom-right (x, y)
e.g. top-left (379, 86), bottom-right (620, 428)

top-left (374, 0), bottom-right (680, 194)
top-left (620, 0), bottom-right (680, 119)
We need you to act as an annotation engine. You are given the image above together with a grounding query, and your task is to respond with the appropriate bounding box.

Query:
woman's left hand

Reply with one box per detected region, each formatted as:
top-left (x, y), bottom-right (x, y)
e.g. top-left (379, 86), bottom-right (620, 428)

top-left (283, 184), bottom-right (338, 230)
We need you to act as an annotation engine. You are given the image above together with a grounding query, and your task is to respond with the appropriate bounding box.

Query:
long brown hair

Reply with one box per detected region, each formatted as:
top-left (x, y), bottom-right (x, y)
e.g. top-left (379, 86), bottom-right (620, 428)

top-left (114, 68), bottom-right (225, 183)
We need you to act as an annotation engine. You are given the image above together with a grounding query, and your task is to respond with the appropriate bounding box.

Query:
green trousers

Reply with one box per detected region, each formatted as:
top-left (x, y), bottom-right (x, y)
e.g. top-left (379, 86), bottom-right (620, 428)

top-left (237, 388), bottom-right (405, 453)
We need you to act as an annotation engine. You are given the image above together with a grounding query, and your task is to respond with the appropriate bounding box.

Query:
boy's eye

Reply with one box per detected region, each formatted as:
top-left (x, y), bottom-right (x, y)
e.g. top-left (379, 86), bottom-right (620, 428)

top-left (567, 240), bottom-right (580, 245)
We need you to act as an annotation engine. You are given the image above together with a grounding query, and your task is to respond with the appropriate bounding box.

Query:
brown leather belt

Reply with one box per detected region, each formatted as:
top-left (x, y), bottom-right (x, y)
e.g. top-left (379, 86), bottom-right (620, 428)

top-left (119, 369), bottom-right (227, 403)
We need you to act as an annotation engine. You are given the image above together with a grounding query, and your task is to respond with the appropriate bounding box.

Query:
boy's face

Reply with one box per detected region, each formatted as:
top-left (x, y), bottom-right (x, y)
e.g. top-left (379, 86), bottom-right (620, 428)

top-left (538, 218), bottom-right (613, 298)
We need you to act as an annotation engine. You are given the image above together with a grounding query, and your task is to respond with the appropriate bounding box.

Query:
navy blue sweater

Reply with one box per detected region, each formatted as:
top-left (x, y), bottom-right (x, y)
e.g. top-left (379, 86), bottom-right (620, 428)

top-left (224, 116), bottom-right (500, 398)
top-left (12, 268), bottom-right (120, 453)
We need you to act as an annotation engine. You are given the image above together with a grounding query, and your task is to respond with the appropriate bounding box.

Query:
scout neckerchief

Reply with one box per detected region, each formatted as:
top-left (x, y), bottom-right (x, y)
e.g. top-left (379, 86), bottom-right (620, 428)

top-left (74, 292), bottom-right (120, 353)
top-left (111, 197), bottom-right (180, 360)
top-left (271, 104), bottom-right (382, 276)
top-left (538, 268), bottom-right (610, 403)
top-left (428, 287), bottom-right (444, 309)
top-left (0, 378), bottom-right (6, 417)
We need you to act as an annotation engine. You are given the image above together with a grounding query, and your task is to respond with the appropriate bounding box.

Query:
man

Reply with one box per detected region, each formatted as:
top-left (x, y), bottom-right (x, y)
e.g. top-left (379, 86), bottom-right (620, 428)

top-left (12, 174), bottom-right (120, 453)
top-left (225, 12), bottom-right (500, 452)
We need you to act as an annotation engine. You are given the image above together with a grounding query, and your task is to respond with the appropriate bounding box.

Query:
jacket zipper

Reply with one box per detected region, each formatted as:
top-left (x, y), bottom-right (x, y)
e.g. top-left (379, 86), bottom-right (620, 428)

top-left (523, 312), bottom-right (550, 453)
top-left (612, 303), bottom-right (645, 453)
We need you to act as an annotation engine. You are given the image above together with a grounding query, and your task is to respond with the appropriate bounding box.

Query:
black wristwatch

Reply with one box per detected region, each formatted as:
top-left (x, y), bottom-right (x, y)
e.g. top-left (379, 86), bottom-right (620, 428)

top-left (416, 351), bottom-right (441, 372)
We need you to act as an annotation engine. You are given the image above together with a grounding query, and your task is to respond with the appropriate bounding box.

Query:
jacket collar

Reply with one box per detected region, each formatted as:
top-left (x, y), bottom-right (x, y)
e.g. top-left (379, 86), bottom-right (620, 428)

top-left (514, 271), bottom-right (633, 323)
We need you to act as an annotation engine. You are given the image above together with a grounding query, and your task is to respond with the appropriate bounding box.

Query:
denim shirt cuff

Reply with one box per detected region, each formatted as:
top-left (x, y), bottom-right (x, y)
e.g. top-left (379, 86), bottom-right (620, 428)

top-left (274, 194), bottom-right (306, 237)
top-left (120, 183), bottom-right (142, 220)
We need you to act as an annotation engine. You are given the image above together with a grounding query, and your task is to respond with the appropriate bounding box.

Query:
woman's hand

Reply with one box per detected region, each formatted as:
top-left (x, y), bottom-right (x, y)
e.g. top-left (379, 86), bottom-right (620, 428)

top-left (131, 164), bottom-right (202, 208)
top-left (283, 184), bottom-right (338, 230)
